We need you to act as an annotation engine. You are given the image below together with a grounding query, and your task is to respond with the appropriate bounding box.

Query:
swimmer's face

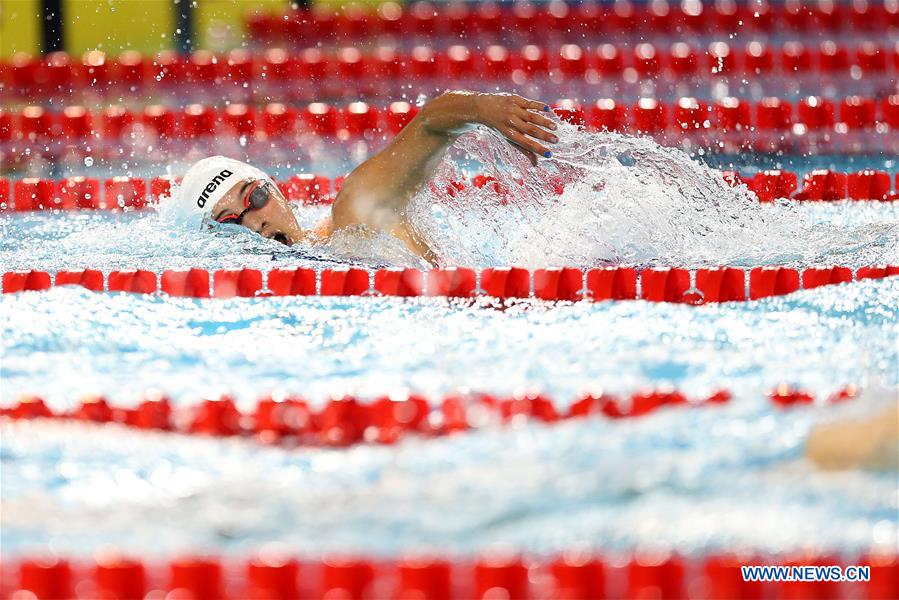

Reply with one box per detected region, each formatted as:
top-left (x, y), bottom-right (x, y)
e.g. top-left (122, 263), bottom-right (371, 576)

top-left (209, 177), bottom-right (304, 245)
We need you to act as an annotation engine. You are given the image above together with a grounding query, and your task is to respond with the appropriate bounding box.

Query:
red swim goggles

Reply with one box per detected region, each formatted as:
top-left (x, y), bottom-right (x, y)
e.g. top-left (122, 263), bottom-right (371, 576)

top-left (215, 179), bottom-right (276, 225)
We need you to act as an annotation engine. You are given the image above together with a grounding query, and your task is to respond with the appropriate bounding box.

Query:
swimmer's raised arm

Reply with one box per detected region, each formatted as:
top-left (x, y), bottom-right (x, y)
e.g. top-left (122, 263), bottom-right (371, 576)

top-left (331, 91), bottom-right (559, 260)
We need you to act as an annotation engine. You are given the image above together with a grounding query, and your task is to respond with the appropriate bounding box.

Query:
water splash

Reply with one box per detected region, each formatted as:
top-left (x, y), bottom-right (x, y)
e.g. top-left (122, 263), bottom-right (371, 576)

top-left (408, 121), bottom-right (899, 268)
top-left (3, 125), bottom-right (897, 272)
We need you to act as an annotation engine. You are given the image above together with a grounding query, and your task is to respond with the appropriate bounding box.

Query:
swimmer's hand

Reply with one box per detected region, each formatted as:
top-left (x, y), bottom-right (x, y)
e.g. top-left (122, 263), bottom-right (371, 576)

top-left (422, 91), bottom-right (559, 162)
top-left (332, 90), bottom-right (558, 262)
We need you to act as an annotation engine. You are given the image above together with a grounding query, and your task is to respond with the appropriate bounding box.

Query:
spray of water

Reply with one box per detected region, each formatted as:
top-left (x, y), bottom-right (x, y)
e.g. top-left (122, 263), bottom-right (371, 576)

top-left (5, 124), bottom-right (896, 272)
top-left (408, 120), bottom-right (899, 268)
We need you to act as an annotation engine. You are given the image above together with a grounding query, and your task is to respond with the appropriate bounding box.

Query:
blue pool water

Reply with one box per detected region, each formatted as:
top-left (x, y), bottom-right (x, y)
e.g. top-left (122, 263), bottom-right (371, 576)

top-left (1, 393), bottom-right (896, 558)
top-left (1, 279), bottom-right (898, 409)
top-left (2, 126), bottom-right (898, 560)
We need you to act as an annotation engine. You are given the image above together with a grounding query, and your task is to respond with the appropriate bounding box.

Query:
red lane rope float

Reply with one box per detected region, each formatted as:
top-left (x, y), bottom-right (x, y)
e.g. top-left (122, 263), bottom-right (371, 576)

top-left (2, 96), bottom-right (897, 145)
top-left (3, 548), bottom-right (895, 600)
top-left (3, 39), bottom-right (899, 98)
top-left (240, 1), bottom-right (899, 45)
top-left (1, 385), bottom-right (857, 447)
top-left (2, 266), bottom-right (898, 302)
top-left (1, 169), bottom-right (897, 212)
top-left (1, 549), bottom-right (895, 600)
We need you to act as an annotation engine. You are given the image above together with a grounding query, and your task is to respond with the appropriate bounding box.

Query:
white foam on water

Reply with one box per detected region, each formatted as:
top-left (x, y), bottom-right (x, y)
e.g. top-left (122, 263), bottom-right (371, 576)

top-left (407, 121), bottom-right (899, 268)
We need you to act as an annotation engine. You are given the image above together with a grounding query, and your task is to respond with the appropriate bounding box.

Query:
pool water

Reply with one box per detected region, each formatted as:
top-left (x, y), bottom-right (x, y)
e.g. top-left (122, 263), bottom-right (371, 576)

top-left (2, 390), bottom-right (896, 558)
top-left (2, 122), bottom-right (898, 561)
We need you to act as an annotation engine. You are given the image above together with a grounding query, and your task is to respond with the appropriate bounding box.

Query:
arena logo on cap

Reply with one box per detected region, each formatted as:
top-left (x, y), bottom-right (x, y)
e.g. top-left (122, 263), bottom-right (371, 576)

top-left (197, 169), bottom-right (234, 208)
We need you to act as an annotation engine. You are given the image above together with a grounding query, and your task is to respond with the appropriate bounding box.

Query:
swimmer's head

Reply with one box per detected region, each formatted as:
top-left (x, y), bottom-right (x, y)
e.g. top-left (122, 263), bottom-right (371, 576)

top-left (174, 156), bottom-right (304, 245)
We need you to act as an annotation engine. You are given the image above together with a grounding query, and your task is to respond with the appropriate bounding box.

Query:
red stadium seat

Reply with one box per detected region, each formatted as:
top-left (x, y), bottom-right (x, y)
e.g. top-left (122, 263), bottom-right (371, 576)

top-left (673, 97), bottom-right (710, 131)
top-left (707, 41), bottom-right (735, 75)
top-left (484, 45), bottom-right (512, 80)
top-left (220, 104), bottom-right (256, 137)
top-left (182, 104), bottom-right (216, 138)
top-left (669, 42), bottom-right (698, 77)
top-left (795, 170), bottom-right (847, 201)
top-left (102, 105), bottom-right (136, 139)
top-left (386, 101), bottom-right (417, 134)
top-left (518, 45), bottom-right (550, 78)
top-left (817, 40), bottom-right (849, 73)
top-left (474, 556), bottom-right (529, 600)
top-left (633, 43), bottom-right (661, 77)
top-left (188, 50), bottom-right (219, 85)
top-left (117, 50), bottom-right (147, 88)
top-left (14, 178), bottom-right (56, 210)
top-left (142, 105), bottom-right (177, 139)
top-left (343, 102), bottom-right (380, 138)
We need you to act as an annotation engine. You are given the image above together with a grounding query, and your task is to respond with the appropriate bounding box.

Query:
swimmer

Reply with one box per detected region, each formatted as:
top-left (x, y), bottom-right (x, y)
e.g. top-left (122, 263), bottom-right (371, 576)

top-left (805, 400), bottom-right (898, 471)
top-left (175, 91), bottom-right (558, 262)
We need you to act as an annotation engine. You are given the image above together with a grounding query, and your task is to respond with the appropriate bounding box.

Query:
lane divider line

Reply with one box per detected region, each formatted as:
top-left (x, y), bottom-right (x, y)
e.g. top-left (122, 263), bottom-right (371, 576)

top-left (3, 266), bottom-right (897, 303)
top-left (2, 168), bottom-right (897, 212)
top-left (2, 385), bottom-right (858, 447)
top-left (5, 41), bottom-right (899, 97)
top-left (2, 548), bottom-right (895, 600)
top-left (2, 97), bottom-right (898, 154)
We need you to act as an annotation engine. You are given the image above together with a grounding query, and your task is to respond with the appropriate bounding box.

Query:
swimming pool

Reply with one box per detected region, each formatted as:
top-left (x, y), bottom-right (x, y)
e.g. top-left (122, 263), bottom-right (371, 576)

top-left (3, 4), bottom-right (899, 598)
top-left (3, 128), bottom-right (898, 559)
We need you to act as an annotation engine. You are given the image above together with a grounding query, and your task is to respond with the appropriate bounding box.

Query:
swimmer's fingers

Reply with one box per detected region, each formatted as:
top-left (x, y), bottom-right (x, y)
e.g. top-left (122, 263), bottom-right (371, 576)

top-left (518, 108), bottom-right (558, 133)
top-left (513, 95), bottom-right (551, 113)
top-left (503, 126), bottom-right (551, 158)
top-left (512, 116), bottom-right (559, 146)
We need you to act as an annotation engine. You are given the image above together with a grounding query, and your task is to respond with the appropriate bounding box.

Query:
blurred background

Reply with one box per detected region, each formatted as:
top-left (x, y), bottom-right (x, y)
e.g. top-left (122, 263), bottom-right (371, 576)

top-left (0, 0), bottom-right (293, 57)
top-left (0, 1), bottom-right (897, 203)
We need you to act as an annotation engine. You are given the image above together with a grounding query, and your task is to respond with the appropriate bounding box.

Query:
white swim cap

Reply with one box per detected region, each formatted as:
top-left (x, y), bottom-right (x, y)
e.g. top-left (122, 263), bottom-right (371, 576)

top-left (173, 156), bottom-right (270, 226)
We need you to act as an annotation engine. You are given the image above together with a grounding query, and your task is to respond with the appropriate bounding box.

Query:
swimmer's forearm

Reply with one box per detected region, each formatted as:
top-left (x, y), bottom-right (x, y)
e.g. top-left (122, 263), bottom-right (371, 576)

top-left (418, 91), bottom-right (482, 136)
top-left (330, 91), bottom-right (557, 259)
top-left (332, 93), bottom-right (475, 227)
top-left (334, 91), bottom-right (556, 220)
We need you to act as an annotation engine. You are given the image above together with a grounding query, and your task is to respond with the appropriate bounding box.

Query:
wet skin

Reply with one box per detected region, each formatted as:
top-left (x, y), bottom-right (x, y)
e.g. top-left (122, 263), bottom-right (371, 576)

top-left (211, 91), bottom-right (558, 260)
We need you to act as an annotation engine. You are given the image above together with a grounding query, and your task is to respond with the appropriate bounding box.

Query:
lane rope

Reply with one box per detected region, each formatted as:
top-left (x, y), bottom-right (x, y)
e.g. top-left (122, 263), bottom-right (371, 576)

top-left (3, 97), bottom-right (897, 146)
top-left (2, 168), bottom-right (897, 211)
top-left (3, 266), bottom-right (897, 303)
top-left (1, 546), bottom-right (895, 600)
top-left (2, 385), bottom-right (857, 448)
